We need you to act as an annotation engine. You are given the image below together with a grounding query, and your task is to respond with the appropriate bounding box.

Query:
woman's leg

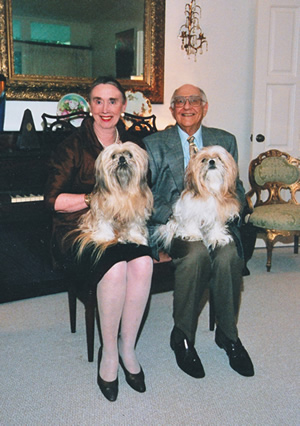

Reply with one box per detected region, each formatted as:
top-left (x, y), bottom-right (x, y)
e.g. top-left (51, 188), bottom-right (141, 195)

top-left (97, 261), bottom-right (127, 381)
top-left (118, 256), bottom-right (153, 374)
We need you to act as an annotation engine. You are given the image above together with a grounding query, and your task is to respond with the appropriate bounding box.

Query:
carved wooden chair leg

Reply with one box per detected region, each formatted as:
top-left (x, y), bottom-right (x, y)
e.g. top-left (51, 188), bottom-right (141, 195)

top-left (68, 286), bottom-right (77, 333)
top-left (294, 235), bottom-right (299, 254)
top-left (85, 289), bottom-right (96, 362)
top-left (266, 237), bottom-right (275, 272)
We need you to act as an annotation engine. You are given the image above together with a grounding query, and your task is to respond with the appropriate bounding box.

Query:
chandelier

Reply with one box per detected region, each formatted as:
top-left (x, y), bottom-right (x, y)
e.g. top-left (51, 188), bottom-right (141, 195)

top-left (179, 0), bottom-right (208, 60)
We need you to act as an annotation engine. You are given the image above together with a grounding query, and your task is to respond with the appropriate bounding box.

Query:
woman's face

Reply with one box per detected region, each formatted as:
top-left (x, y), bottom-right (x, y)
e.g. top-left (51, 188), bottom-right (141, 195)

top-left (89, 83), bottom-right (127, 130)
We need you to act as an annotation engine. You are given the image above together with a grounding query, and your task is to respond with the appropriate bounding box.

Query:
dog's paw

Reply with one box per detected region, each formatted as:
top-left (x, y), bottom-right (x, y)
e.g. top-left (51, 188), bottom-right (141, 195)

top-left (124, 225), bottom-right (148, 246)
top-left (206, 227), bottom-right (233, 250)
top-left (178, 234), bottom-right (204, 242)
top-left (153, 222), bottom-right (178, 250)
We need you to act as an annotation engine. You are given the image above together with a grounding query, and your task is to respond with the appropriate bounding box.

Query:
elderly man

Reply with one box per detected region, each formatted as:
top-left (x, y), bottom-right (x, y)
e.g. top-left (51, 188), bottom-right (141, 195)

top-left (144, 84), bottom-right (254, 378)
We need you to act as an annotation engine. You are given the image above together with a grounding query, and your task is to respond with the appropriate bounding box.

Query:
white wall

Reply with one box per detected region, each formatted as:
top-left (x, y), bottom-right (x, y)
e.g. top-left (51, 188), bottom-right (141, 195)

top-left (4, 0), bottom-right (257, 189)
top-left (152, 0), bottom-right (257, 189)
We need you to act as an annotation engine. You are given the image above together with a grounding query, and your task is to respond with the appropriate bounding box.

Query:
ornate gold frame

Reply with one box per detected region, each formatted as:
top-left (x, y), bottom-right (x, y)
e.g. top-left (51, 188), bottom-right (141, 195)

top-left (0, 0), bottom-right (165, 102)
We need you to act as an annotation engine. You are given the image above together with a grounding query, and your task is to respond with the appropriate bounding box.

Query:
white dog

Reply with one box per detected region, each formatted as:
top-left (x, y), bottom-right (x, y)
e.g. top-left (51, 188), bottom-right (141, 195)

top-left (155, 145), bottom-right (241, 251)
top-left (73, 142), bottom-right (153, 260)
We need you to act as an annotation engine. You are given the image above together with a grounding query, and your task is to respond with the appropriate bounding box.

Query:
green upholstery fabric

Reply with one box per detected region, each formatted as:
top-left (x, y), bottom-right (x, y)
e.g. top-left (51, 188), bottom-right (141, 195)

top-left (254, 157), bottom-right (299, 186)
top-left (249, 204), bottom-right (300, 230)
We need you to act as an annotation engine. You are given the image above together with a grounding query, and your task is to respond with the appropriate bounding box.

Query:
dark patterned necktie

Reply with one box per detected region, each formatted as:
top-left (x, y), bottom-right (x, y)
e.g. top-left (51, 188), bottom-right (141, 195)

top-left (187, 135), bottom-right (198, 156)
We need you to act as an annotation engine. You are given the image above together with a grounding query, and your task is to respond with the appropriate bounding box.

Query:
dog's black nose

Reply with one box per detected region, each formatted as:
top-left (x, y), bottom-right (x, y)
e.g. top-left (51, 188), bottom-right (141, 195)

top-left (209, 159), bottom-right (215, 167)
top-left (118, 156), bottom-right (126, 165)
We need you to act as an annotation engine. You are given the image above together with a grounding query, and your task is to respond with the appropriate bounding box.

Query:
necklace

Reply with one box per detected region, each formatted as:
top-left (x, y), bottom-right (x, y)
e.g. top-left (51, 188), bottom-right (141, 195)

top-left (94, 125), bottom-right (120, 147)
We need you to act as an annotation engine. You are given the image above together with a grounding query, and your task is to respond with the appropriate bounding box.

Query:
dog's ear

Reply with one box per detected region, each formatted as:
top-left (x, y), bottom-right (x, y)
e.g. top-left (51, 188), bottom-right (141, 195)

top-left (94, 169), bottom-right (111, 194)
top-left (185, 162), bottom-right (200, 195)
top-left (139, 172), bottom-right (150, 192)
top-left (223, 151), bottom-right (238, 189)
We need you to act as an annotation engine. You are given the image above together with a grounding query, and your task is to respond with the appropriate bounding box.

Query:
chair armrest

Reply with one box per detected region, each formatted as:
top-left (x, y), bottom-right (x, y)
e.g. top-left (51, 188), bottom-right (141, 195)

top-left (243, 189), bottom-right (256, 224)
top-left (245, 189), bottom-right (255, 213)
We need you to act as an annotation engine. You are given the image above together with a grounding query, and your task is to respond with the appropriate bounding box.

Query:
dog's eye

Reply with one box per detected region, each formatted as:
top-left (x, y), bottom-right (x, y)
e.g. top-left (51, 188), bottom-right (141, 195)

top-left (201, 158), bottom-right (207, 163)
top-left (112, 154), bottom-right (116, 160)
top-left (123, 150), bottom-right (132, 158)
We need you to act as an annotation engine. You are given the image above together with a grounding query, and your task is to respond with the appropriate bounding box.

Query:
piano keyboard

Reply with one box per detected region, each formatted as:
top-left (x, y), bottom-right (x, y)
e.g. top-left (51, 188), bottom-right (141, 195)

top-left (10, 194), bottom-right (44, 203)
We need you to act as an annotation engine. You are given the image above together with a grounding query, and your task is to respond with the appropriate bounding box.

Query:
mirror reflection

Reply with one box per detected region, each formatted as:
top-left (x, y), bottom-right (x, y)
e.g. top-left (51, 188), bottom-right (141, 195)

top-left (12, 0), bottom-right (144, 80)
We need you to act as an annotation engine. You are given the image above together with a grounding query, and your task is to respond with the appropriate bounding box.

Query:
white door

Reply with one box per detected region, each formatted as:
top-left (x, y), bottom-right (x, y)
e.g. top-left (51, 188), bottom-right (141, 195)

top-left (251, 0), bottom-right (300, 160)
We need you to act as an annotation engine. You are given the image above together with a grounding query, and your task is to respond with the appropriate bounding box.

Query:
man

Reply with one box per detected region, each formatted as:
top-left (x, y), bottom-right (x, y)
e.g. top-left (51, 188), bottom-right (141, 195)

top-left (144, 84), bottom-right (254, 378)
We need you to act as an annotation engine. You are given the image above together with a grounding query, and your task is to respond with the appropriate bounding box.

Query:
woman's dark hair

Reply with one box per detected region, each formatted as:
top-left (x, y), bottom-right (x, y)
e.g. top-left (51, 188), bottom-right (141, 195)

top-left (88, 76), bottom-right (126, 103)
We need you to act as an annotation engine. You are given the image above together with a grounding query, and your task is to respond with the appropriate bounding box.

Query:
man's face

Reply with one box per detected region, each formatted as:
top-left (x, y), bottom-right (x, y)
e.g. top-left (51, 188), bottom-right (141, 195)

top-left (170, 84), bottom-right (208, 135)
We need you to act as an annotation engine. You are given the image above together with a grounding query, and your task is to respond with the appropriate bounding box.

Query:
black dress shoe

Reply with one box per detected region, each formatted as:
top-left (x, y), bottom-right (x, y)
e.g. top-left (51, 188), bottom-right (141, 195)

top-left (119, 357), bottom-right (146, 393)
top-left (215, 327), bottom-right (254, 377)
top-left (170, 329), bottom-right (205, 378)
top-left (97, 347), bottom-right (119, 401)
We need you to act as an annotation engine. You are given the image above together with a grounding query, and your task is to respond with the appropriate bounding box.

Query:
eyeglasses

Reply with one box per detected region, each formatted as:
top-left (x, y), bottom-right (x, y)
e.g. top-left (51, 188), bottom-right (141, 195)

top-left (172, 96), bottom-right (205, 108)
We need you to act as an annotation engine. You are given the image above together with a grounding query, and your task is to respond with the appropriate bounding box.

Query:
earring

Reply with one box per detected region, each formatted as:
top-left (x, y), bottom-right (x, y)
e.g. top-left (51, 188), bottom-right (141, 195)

top-left (121, 112), bottom-right (125, 117)
top-left (89, 112), bottom-right (93, 117)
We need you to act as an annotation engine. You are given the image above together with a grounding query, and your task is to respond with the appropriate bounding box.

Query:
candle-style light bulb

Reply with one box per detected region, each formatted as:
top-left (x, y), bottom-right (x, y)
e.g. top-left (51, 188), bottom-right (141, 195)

top-left (0, 74), bottom-right (6, 131)
top-left (0, 74), bottom-right (6, 96)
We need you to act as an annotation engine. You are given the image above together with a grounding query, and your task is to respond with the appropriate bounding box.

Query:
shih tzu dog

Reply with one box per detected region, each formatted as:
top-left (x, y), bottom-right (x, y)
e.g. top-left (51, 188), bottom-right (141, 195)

top-left (74, 142), bottom-right (153, 260)
top-left (155, 145), bottom-right (241, 251)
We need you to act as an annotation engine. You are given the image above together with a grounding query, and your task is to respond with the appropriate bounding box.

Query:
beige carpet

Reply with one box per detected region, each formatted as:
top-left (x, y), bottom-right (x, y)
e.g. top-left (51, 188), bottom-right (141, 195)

top-left (0, 247), bottom-right (299, 426)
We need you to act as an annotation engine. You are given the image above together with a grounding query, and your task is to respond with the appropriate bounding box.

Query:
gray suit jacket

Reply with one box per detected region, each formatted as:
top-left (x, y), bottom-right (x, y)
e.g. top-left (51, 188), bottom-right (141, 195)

top-left (144, 125), bottom-right (245, 258)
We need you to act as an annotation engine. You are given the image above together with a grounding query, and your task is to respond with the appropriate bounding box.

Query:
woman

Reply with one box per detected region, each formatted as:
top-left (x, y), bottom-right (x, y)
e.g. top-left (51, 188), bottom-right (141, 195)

top-left (44, 77), bottom-right (153, 402)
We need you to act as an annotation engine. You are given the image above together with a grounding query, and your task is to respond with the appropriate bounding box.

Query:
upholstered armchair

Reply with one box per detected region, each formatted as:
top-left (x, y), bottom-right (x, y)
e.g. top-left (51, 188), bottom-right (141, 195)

top-left (245, 149), bottom-right (300, 272)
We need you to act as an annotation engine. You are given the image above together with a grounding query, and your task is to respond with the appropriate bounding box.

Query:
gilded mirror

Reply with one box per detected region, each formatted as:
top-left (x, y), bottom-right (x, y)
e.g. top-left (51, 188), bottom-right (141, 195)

top-left (0, 0), bottom-right (165, 102)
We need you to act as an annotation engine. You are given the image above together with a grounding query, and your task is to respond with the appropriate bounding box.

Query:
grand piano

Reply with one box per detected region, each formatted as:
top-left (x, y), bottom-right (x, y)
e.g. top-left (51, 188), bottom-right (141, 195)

top-left (0, 111), bottom-right (172, 304)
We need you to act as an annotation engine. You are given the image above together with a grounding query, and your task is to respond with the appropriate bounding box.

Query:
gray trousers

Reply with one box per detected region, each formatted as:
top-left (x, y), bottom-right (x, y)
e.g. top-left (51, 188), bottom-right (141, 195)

top-left (170, 239), bottom-right (243, 343)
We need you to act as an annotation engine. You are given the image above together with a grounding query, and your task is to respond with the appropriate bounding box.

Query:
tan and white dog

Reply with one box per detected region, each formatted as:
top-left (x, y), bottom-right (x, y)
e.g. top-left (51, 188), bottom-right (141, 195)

top-left (155, 145), bottom-right (240, 251)
top-left (74, 142), bottom-right (153, 260)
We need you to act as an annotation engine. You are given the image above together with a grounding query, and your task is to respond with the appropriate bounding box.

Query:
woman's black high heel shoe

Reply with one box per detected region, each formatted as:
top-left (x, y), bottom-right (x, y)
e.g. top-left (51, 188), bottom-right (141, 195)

top-left (97, 347), bottom-right (118, 402)
top-left (119, 356), bottom-right (146, 393)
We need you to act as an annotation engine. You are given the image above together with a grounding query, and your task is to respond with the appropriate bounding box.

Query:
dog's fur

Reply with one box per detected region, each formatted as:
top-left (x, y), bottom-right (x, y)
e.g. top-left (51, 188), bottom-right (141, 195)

top-left (73, 142), bottom-right (153, 260)
top-left (155, 145), bottom-right (240, 251)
